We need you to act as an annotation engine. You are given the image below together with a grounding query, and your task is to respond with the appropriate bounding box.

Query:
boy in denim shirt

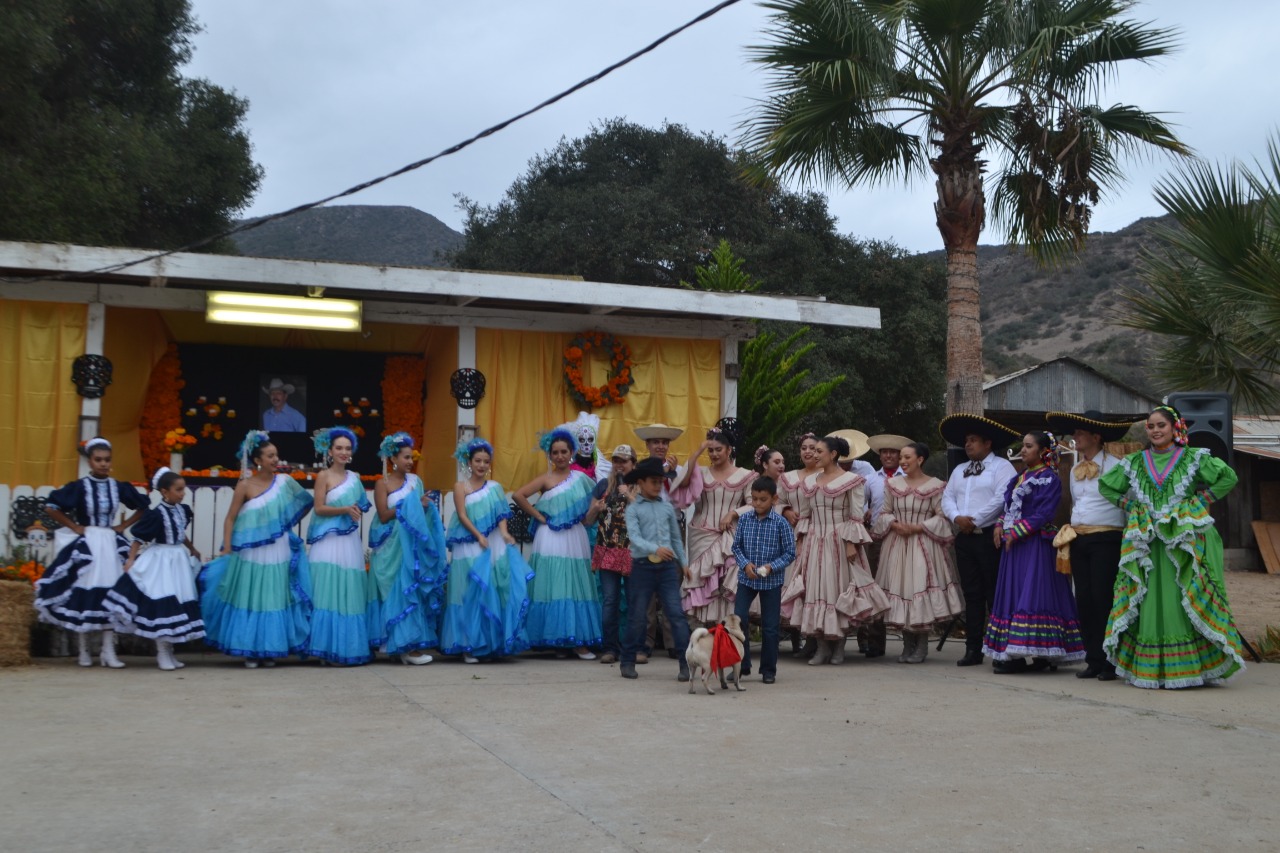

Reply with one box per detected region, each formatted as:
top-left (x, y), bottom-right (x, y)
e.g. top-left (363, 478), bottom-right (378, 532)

top-left (732, 477), bottom-right (796, 684)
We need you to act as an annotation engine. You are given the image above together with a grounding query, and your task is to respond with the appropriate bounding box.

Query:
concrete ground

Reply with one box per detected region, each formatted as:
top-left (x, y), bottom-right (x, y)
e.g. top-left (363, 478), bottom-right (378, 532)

top-left (1, 640), bottom-right (1277, 853)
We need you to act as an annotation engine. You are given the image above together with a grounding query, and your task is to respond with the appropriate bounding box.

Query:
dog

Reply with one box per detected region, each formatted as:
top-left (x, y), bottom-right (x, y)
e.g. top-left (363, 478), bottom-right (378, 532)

top-left (684, 614), bottom-right (747, 695)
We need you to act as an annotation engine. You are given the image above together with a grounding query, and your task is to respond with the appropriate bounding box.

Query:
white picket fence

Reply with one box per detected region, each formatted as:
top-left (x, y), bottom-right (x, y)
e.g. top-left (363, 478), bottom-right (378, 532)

top-left (0, 483), bottom-right (463, 564)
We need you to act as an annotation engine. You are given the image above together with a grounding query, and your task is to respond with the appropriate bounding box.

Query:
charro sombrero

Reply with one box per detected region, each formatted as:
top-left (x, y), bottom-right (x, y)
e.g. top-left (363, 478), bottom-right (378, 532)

top-left (868, 434), bottom-right (913, 452)
top-left (1045, 411), bottom-right (1134, 443)
top-left (828, 428), bottom-right (871, 461)
top-left (634, 423), bottom-right (684, 441)
top-left (938, 414), bottom-right (1021, 448)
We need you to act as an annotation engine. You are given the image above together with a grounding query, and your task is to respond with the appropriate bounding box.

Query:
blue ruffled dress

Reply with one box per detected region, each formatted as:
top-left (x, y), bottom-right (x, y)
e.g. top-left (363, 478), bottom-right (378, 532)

top-left (440, 481), bottom-right (533, 658)
top-left (200, 475), bottom-right (314, 660)
top-left (525, 471), bottom-right (602, 649)
top-left (304, 471), bottom-right (374, 664)
top-left (366, 474), bottom-right (447, 655)
top-left (34, 477), bottom-right (149, 631)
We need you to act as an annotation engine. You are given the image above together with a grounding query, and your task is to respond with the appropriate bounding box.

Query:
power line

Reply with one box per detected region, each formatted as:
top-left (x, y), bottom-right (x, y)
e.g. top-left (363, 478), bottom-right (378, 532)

top-left (3, 0), bottom-right (745, 282)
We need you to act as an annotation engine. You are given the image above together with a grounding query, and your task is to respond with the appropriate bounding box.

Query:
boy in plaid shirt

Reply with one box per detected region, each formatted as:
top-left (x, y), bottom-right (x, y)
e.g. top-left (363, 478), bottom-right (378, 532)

top-left (732, 477), bottom-right (796, 684)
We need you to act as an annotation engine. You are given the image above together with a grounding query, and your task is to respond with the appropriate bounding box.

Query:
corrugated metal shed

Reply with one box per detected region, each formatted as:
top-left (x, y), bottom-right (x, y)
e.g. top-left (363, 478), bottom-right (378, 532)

top-left (1235, 416), bottom-right (1280, 461)
top-left (982, 356), bottom-right (1156, 434)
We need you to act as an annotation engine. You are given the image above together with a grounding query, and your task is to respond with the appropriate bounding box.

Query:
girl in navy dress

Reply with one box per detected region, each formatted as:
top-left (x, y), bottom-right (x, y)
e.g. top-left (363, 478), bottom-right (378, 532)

top-left (105, 468), bottom-right (206, 670)
top-left (35, 437), bottom-right (149, 668)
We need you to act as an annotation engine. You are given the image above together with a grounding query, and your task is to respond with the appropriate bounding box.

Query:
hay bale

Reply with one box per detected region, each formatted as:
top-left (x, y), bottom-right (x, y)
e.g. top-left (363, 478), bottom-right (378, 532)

top-left (0, 581), bottom-right (36, 666)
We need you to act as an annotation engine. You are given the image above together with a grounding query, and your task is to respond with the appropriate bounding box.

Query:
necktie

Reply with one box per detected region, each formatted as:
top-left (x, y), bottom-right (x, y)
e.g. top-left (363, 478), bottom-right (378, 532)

top-left (963, 461), bottom-right (984, 478)
top-left (1074, 460), bottom-right (1101, 481)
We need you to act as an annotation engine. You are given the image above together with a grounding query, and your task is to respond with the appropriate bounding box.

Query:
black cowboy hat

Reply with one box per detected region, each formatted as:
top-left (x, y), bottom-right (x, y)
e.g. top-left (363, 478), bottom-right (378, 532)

top-left (938, 413), bottom-right (1022, 448)
top-left (1045, 410), bottom-right (1135, 443)
top-left (623, 457), bottom-right (668, 485)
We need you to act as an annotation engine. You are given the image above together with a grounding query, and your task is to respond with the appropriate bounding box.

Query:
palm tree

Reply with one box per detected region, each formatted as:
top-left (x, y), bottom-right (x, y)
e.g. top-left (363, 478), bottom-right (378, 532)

top-left (1121, 136), bottom-right (1280, 413)
top-left (741, 0), bottom-right (1188, 414)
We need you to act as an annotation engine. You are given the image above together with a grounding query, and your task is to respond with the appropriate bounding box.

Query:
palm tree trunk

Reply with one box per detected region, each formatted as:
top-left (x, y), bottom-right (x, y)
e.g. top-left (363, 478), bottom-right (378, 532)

top-left (934, 153), bottom-right (986, 415)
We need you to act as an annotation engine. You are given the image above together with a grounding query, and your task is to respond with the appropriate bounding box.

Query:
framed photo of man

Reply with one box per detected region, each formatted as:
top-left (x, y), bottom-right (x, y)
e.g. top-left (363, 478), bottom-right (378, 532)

top-left (260, 375), bottom-right (307, 433)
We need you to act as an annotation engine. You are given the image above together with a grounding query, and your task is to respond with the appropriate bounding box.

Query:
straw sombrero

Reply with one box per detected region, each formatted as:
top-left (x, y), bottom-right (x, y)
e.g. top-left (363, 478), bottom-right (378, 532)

top-left (938, 414), bottom-right (1021, 449)
top-left (868, 434), bottom-right (914, 452)
top-left (1045, 411), bottom-right (1135, 443)
top-left (827, 429), bottom-right (871, 461)
top-left (634, 423), bottom-right (684, 441)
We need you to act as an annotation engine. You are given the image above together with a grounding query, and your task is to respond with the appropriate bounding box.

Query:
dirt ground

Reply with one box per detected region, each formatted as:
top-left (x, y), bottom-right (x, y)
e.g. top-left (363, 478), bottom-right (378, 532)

top-left (1226, 570), bottom-right (1280, 645)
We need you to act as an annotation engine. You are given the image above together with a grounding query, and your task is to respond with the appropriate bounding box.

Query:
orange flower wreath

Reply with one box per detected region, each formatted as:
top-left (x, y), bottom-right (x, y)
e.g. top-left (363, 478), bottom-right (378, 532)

top-left (563, 332), bottom-right (633, 410)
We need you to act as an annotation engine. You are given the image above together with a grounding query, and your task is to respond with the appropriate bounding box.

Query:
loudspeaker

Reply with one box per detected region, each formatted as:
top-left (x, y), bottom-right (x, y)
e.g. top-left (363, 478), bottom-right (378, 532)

top-left (1165, 392), bottom-right (1232, 464)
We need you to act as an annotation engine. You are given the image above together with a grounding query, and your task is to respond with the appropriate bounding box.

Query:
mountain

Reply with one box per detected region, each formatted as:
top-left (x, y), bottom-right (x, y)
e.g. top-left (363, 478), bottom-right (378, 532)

top-left (921, 215), bottom-right (1173, 397)
top-left (232, 205), bottom-right (463, 268)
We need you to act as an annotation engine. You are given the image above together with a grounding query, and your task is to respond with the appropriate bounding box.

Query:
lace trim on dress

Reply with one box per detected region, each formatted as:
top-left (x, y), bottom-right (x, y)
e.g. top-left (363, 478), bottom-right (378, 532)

top-left (1001, 470), bottom-right (1054, 532)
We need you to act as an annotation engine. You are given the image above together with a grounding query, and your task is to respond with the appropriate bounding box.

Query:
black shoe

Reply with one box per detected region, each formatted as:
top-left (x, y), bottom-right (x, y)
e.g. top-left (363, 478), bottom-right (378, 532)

top-left (677, 665), bottom-right (690, 683)
top-left (1076, 665), bottom-right (1103, 679)
top-left (762, 674), bottom-right (775, 684)
top-left (1096, 669), bottom-right (1118, 682)
top-left (740, 669), bottom-right (752, 678)
top-left (993, 658), bottom-right (1029, 674)
top-left (956, 650), bottom-right (984, 667)
top-left (620, 663), bottom-right (637, 679)
top-left (1027, 658), bottom-right (1057, 673)
top-left (667, 649), bottom-right (680, 659)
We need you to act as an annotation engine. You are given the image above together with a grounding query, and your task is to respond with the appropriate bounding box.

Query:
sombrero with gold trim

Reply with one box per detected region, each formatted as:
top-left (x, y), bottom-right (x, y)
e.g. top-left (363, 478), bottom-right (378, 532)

top-left (938, 414), bottom-right (1021, 448)
top-left (827, 428), bottom-right (871, 461)
top-left (1045, 411), bottom-right (1134, 443)
top-left (868, 434), bottom-right (914, 452)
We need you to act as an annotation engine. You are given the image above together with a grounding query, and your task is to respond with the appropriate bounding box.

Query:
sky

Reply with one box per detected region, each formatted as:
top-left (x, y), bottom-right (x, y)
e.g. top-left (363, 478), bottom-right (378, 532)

top-left (184, 0), bottom-right (1280, 254)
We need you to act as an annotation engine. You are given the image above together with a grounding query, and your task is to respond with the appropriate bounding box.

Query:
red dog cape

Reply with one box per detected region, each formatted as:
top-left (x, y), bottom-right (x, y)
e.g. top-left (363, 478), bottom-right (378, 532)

top-left (709, 622), bottom-right (742, 671)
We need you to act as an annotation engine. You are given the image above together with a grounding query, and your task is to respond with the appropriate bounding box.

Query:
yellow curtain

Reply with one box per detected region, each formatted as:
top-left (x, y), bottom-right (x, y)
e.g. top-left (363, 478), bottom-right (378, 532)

top-left (0, 300), bottom-right (87, 486)
top-left (475, 329), bottom-right (721, 488)
top-left (101, 308), bottom-right (173, 482)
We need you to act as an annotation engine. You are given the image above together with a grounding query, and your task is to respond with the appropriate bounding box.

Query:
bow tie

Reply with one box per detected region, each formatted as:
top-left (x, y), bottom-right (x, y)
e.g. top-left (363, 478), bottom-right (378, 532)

top-left (1074, 460), bottom-right (1101, 481)
top-left (963, 461), bottom-right (984, 478)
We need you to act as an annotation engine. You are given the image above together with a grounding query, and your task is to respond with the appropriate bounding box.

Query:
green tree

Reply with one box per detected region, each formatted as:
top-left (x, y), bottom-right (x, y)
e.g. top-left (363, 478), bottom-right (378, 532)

top-left (0, 0), bottom-right (261, 249)
top-left (679, 239), bottom-right (761, 292)
top-left (737, 326), bottom-right (846, 467)
top-left (1121, 138), bottom-right (1280, 412)
top-left (742, 0), bottom-right (1187, 416)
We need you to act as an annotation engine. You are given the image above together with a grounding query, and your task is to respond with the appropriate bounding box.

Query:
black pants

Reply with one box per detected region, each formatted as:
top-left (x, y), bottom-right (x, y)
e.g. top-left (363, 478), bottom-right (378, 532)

top-left (857, 540), bottom-right (887, 653)
top-left (954, 529), bottom-right (1000, 653)
top-left (1070, 531), bottom-right (1122, 670)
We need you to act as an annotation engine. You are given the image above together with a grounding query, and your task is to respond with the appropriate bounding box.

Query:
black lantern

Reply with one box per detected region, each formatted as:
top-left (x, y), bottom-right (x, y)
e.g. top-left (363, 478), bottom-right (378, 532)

top-left (505, 501), bottom-right (535, 544)
top-left (10, 495), bottom-right (62, 540)
top-left (71, 354), bottom-right (113, 398)
top-left (450, 368), bottom-right (486, 409)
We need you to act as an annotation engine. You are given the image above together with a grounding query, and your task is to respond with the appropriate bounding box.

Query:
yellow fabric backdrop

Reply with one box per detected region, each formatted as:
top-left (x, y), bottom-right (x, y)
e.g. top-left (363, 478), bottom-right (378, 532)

top-left (0, 300), bottom-right (87, 486)
top-left (475, 329), bottom-right (721, 488)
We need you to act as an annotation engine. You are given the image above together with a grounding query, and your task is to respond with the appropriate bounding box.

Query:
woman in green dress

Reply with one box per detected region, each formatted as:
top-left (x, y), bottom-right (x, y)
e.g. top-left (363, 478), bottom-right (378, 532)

top-left (1098, 405), bottom-right (1245, 689)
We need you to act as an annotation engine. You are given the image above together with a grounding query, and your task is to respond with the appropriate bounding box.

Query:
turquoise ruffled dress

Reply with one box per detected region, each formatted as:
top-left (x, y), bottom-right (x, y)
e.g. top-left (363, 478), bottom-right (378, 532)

top-left (366, 474), bottom-right (447, 655)
top-left (440, 481), bottom-right (533, 658)
top-left (304, 471), bottom-right (374, 664)
top-left (200, 475), bottom-right (314, 660)
top-left (525, 471), bottom-right (602, 649)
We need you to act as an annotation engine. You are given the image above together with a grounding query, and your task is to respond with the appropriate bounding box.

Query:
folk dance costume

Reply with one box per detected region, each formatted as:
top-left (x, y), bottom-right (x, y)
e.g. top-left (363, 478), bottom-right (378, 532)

top-left (525, 470), bottom-right (602, 650)
top-left (680, 465), bottom-right (755, 624)
top-left (35, 474), bottom-right (149, 666)
top-left (200, 475), bottom-right (314, 661)
top-left (871, 476), bottom-right (964, 662)
top-left (104, 500), bottom-right (205, 668)
top-left (981, 464), bottom-right (1085, 665)
top-left (367, 473), bottom-right (448, 657)
top-left (781, 471), bottom-right (889, 652)
top-left (305, 471), bottom-right (374, 665)
top-left (440, 480), bottom-right (533, 660)
top-left (591, 473), bottom-right (636, 660)
top-left (1099, 446), bottom-right (1244, 688)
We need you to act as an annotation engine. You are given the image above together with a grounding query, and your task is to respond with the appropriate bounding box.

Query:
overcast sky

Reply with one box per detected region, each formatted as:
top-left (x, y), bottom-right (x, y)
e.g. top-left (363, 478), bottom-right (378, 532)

top-left (184, 0), bottom-right (1280, 254)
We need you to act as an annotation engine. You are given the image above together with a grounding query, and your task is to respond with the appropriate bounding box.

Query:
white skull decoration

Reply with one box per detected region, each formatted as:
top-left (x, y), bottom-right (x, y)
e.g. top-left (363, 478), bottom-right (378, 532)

top-left (26, 524), bottom-right (49, 548)
top-left (567, 411), bottom-right (600, 461)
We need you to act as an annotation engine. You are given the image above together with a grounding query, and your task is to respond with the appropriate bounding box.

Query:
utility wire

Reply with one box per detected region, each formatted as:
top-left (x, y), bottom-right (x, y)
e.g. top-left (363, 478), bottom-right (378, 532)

top-left (4, 0), bottom-right (745, 282)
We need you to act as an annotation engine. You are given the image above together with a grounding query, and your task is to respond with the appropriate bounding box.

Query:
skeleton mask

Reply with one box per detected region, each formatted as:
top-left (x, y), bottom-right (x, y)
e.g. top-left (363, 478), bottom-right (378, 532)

top-left (26, 525), bottom-right (49, 547)
top-left (575, 425), bottom-right (596, 459)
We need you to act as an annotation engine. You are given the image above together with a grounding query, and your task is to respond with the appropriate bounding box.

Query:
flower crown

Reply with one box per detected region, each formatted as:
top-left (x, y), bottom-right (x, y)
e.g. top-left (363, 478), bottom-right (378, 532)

top-left (238, 430), bottom-right (271, 469)
top-left (753, 445), bottom-right (772, 468)
top-left (313, 426), bottom-right (359, 457)
top-left (379, 432), bottom-right (414, 459)
top-left (1039, 431), bottom-right (1061, 468)
top-left (537, 427), bottom-right (578, 456)
top-left (454, 437), bottom-right (495, 466)
top-left (1154, 405), bottom-right (1190, 446)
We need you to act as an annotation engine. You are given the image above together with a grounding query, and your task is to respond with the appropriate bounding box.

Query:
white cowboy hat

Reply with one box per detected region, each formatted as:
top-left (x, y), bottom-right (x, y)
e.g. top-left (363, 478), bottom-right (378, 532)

top-left (634, 423), bottom-right (684, 441)
top-left (868, 434), bottom-right (914, 452)
top-left (262, 378), bottom-right (296, 395)
top-left (828, 428), bottom-right (871, 461)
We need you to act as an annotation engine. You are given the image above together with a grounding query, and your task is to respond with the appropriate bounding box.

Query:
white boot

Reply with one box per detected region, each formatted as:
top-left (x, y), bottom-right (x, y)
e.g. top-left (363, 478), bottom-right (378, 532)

top-left (100, 630), bottom-right (126, 668)
top-left (829, 637), bottom-right (846, 665)
top-left (400, 651), bottom-right (433, 665)
top-left (807, 638), bottom-right (832, 666)
top-left (156, 640), bottom-right (177, 671)
top-left (77, 632), bottom-right (93, 667)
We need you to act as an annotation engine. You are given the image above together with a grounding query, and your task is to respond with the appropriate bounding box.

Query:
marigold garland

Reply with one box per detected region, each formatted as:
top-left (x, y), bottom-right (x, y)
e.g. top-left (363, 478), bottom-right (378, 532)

top-left (563, 332), bottom-right (633, 409)
top-left (0, 560), bottom-right (44, 585)
top-left (381, 356), bottom-right (426, 451)
top-left (139, 344), bottom-right (185, 477)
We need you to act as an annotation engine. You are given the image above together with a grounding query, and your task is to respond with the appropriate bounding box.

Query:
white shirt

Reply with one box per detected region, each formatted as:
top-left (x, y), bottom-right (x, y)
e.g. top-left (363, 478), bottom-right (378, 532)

top-left (942, 452), bottom-right (1017, 530)
top-left (850, 459), bottom-right (883, 524)
top-left (1069, 451), bottom-right (1125, 527)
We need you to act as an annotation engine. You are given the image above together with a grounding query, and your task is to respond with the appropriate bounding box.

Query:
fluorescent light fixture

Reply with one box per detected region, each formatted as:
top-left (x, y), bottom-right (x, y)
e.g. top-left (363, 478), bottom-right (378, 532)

top-left (206, 291), bottom-right (362, 332)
